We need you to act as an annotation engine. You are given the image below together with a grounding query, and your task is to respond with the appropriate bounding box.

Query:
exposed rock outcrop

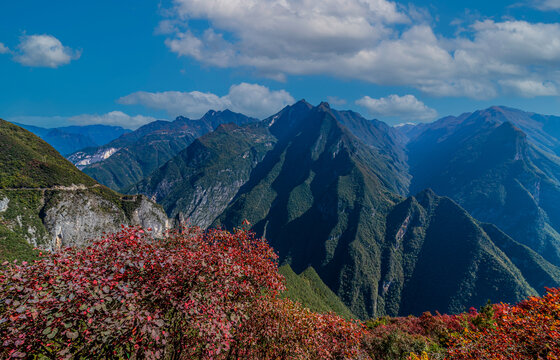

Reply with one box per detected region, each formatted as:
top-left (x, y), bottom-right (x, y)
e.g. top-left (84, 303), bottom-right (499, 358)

top-left (0, 187), bottom-right (171, 253)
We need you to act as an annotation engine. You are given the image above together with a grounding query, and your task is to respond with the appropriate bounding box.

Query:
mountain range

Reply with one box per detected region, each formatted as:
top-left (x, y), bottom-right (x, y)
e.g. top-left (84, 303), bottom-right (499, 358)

top-left (404, 106), bottom-right (560, 267)
top-left (15, 123), bottom-right (130, 156)
top-left (126, 101), bottom-right (560, 318)
top-left (4, 102), bottom-right (560, 321)
top-left (67, 110), bottom-right (258, 191)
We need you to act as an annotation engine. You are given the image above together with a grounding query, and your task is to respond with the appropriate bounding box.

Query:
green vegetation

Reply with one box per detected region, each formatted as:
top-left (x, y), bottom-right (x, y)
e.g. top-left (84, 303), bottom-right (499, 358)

top-left (481, 223), bottom-right (560, 292)
top-left (0, 119), bottom-right (96, 188)
top-left (279, 264), bottom-right (355, 319)
top-left (0, 189), bottom-right (49, 260)
top-left (0, 223), bottom-right (38, 262)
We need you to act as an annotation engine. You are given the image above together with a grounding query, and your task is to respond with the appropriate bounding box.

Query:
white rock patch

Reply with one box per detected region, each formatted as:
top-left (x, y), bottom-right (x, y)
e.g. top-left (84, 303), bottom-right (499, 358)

top-left (0, 197), bottom-right (8, 212)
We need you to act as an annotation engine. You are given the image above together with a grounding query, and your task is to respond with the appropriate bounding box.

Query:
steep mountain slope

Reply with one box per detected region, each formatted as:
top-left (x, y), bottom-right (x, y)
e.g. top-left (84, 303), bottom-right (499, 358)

top-left (0, 120), bottom-right (170, 261)
top-left (130, 102), bottom-right (554, 319)
top-left (213, 104), bottom-right (406, 318)
top-left (279, 264), bottom-right (355, 319)
top-left (480, 223), bottom-right (560, 292)
top-left (405, 107), bottom-right (560, 266)
top-left (332, 109), bottom-right (410, 194)
top-left (70, 110), bottom-right (257, 191)
top-left (383, 190), bottom-right (541, 316)
top-left (129, 122), bottom-right (276, 226)
top-left (14, 122), bottom-right (130, 155)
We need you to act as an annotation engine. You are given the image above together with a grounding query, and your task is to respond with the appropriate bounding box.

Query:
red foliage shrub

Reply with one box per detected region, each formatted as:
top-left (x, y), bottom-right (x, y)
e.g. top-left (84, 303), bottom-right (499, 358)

top-left (363, 312), bottom-right (467, 359)
top-left (448, 288), bottom-right (560, 359)
top-left (0, 226), bottom-right (365, 359)
top-left (234, 297), bottom-right (365, 359)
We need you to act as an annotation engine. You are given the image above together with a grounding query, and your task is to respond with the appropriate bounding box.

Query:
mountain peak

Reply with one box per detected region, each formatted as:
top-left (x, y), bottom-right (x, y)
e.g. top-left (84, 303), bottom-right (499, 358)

top-left (294, 98), bottom-right (311, 106)
top-left (201, 109), bottom-right (218, 119)
top-left (214, 122), bottom-right (240, 133)
top-left (317, 101), bottom-right (331, 111)
top-left (415, 188), bottom-right (438, 208)
top-left (488, 105), bottom-right (529, 115)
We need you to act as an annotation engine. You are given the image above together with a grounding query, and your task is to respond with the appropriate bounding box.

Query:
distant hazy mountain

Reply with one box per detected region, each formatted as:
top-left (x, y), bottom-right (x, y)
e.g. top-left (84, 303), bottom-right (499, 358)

top-left (403, 106), bottom-right (560, 267)
top-left (14, 123), bottom-right (130, 156)
top-left (0, 120), bottom-right (169, 261)
top-left (129, 101), bottom-right (558, 318)
top-left (69, 110), bottom-right (258, 191)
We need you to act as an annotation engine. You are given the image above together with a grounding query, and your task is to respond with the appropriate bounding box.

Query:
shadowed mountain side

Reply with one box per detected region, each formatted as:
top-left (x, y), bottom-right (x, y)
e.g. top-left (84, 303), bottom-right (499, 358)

top-left (386, 190), bottom-right (536, 316)
top-left (405, 109), bottom-right (560, 267)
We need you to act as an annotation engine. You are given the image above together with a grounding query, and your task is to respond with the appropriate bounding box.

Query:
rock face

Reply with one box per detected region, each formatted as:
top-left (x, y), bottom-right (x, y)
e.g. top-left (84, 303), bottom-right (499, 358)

top-left (0, 187), bottom-right (171, 252)
top-left (69, 147), bottom-right (120, 169)
top-left (42, 190), bottom-right (127, 249)
top-left (130, 197), bottom-right (172, 237)
top-left (41, 191), bottom-right (170, 250)
top-left (0, 197), bottom-right (8, 212)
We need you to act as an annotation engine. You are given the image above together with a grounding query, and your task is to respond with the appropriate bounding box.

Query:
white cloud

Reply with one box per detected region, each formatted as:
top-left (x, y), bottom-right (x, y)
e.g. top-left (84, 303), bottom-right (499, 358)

top-left (356, 94), bottom-right (438, 122)
top-left (119, 90), bottom-right (229, 118)
top-left (499, 79), bottom-right (558, 97)
top-left (68, 112), bottom-right (155, 129)
top-left (326, 96), bottom-right (347, 106)
top-left (460, 21), bottom-right (560, 67)
top-left (531, 0), bottom-right (560, 10)
top-left (118, 83), bottom-right (295, 119)
top-left (159, 1), bottom-right (560, 99)
top-left (0, 43), bottom-right (9, 54)
top-left (163, 0), bottom-right (407, 76)
top-left (13, 34), bottom-right (80, 68)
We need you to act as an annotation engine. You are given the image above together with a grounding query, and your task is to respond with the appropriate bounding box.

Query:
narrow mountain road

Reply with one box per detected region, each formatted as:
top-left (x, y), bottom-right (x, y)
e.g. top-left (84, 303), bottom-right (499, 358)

top-left (0, 184), bottom-right (102, 191)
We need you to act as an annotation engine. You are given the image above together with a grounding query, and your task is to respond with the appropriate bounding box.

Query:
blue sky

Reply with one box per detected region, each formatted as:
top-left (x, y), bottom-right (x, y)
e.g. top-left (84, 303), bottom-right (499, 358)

top-left (1, 0), bottom-right (559, 129)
